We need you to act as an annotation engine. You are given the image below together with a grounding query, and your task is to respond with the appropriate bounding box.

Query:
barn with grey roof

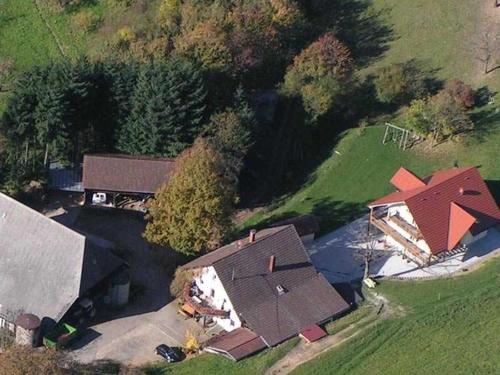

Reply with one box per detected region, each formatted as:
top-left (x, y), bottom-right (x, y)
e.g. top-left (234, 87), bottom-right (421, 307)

top-left (0, 193), bottom-right (124, 324)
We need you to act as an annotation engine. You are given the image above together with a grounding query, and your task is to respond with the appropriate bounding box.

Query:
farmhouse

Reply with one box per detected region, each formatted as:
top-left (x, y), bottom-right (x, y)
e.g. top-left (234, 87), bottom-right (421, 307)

top-left (181, 225), bottom-right (349, 360)
top-left (0, 193), bottom-right (125, 331)
top-left (368, 166), bottom-right (500, 266)
top-left (82, 154), bottom-right (175, 206)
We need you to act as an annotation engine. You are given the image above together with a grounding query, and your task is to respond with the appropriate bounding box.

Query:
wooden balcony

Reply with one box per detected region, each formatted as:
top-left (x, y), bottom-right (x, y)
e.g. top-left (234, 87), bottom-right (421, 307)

top-left (387, 214), bottom-right (423, 241)
top-left (183, 283), bottom-right (229, 317)
top-left (370, 215), bottom-right (432, 266)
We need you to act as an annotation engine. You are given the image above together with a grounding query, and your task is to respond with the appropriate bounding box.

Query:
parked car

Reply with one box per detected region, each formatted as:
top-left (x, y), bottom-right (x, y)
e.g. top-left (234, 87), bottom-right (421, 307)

top-left (155, 344), bottom-right (181, 363)
top-left (92, 192), bottom-right (107, 205)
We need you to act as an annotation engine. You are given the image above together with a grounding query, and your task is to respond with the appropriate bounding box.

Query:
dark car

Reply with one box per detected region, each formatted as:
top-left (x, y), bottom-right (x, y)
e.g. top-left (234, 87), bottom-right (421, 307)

top-left (155, 344), bottom-right (181, 363)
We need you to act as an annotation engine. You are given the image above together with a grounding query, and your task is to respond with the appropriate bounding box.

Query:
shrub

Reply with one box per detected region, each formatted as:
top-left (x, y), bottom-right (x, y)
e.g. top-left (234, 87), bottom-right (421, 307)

top-left (400, 94), bottom-right (473, 142)
top-left (441, 79), bottom-right (475, 108)
top-left (374, 62), bottom-right (427, 104)
top-left (170, 267), bottom-right (198, 298)
top-left (113, 27), bottom-right (136, 51)
top-left (0, 346), bottom-right (69, 375)
top-left (71, 10), bottom-right (100, 33)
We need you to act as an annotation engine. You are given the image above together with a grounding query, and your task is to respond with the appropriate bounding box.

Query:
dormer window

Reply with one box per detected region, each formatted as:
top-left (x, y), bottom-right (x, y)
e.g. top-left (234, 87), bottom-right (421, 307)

top-left (276, 285), bottom-right (286, 295)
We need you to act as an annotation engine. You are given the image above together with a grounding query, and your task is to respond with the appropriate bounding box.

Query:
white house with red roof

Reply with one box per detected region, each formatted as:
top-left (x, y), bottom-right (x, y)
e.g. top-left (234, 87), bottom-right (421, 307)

top-left (368, 166), bottom-right (500, 266)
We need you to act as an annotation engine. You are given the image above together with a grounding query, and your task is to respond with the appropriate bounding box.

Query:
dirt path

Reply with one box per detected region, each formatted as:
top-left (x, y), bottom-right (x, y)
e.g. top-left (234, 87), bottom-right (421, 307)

top-left (266, 300), bottom-right (386, 375)
top-left (266, 291), bottom-right (405, 375)
top-left (33, 0), bottom-right (67, 57)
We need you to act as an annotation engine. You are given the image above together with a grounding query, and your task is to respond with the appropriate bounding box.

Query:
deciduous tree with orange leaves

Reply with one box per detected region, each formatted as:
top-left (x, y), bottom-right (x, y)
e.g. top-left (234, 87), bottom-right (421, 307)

top-left (144, 138), bottom-right (235, 255)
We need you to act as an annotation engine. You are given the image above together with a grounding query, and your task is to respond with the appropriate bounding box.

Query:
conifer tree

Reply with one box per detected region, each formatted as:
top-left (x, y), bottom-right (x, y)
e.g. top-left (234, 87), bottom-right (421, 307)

top-left (117, 58), bottom-right (206, 157)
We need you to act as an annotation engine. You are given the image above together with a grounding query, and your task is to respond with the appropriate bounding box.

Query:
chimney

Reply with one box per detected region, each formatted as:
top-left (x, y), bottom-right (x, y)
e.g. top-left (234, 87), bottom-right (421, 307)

top-left (249, 229), bottom-right (257, 243)
top-left (459, 187), bottom-right (464, 195)
top-left (268, 255), bottom-right (276, 273)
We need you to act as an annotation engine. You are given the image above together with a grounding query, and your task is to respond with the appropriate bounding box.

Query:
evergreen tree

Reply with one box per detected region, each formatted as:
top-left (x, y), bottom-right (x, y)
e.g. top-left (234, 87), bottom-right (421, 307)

top-left (144, 138), bottom-right (235, 255)
top-left (117, 58), bottom-right (206, 157)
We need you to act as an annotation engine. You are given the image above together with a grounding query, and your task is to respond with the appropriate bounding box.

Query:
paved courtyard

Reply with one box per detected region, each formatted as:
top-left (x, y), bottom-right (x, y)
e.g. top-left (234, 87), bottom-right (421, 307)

top-left (44, 203), bottom-right (206, 366)
top-left (72, 299), bottom-right (204, 365)
top-left (308, 217), bottom-right (500, 282)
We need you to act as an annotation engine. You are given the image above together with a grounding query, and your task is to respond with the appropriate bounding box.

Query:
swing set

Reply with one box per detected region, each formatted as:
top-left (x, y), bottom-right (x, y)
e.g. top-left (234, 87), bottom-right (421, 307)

top-left (382, 123), bottom-right (414, 150)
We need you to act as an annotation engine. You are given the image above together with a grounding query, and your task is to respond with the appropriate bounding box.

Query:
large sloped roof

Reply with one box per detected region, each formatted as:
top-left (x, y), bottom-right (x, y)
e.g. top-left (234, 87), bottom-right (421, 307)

top-left (0, 193), bottom-right (123, 322)
top-left (369, 167), bottom-right (500, 254)
top-left (184, 225), bottom-right (349, 346)
top-left (83, 154), bottom-right (175, 194)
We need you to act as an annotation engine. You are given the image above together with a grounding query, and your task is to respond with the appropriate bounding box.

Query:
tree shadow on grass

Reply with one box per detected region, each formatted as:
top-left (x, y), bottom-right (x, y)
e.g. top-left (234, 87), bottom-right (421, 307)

top-left (469, 100), bottom-right (500, 143)
top-left (311, 198), bottom-right (368, 235)
top-left (240, 199), bottom-right (367, 237)
top-left (313, 0), bottom-right (395, 67)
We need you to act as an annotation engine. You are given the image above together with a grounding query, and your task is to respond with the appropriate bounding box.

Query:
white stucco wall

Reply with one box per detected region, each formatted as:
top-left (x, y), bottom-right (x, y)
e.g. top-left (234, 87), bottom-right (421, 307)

top-left (194, 266), bottom-right (241, 331)
top-left (386, 204), bottom-right (431, 254)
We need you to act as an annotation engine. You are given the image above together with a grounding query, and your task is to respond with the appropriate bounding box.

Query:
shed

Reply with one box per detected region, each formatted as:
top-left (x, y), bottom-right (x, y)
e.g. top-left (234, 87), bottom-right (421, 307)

top-left (204, 328), bottom-right (267, 361)
top-left (299, 324), bottom-right (327, 343)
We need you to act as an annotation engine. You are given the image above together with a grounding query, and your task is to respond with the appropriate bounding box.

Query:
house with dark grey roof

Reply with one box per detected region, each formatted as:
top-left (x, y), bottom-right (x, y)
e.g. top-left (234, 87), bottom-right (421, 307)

top-left (368, 166), bottom-right (500, 266)
top-left (82, 154), bottom-right (175, 206)
top-left (0, 193), bottom-right (124, 327)
top-left (271, 214), bottom-right (320, 243)
top-left (182, 225), bottom-right (349, 360)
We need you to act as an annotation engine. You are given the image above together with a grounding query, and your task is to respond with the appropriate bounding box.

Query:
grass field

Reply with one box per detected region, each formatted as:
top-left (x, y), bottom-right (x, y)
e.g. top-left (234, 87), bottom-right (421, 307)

top-left (363, 0), bottom-right (481, 85)
top-left (143, 337), bottom-right (299, 375)
top-left (243, 0), bottom-right (500, 234)
top-left (292, 256), bottom-right (500, 375)
top-left (243, 121), bottom-right (500, 234)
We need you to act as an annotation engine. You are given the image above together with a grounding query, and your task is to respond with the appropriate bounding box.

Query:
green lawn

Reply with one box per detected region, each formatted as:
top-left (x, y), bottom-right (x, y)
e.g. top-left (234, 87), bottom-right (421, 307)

top-left (324, 304), bottom-right (373, 336)
top-left (292, 257), bottom-right (500, 375)
top-left (143, 337), bottom-right (299, 375)
top-left (244, 121), bottom-right (500, 234)
top-left (363, 0), bottom-right (496, 89)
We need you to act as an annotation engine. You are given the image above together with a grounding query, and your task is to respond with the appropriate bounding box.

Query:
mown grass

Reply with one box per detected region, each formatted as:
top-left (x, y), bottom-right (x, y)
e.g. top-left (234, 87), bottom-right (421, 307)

top-left (363, 0), bottom-right (484, 87)
top-left (243, 121), bottom-right (500, 234)
top-left (143, 337), bottom-right (300, 375)
top-left (292, 257), bottom-right (500, 375)
top-left (324, 304), bottom-right (373, 336)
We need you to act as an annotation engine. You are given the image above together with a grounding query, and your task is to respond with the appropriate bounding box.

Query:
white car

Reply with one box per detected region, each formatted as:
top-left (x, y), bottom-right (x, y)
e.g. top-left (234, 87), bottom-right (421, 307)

top-left (92, 192), bottom-right (107, 205)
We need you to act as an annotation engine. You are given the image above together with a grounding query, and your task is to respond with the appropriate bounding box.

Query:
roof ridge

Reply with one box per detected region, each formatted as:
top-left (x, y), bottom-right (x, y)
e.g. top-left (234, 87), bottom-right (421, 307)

top-left (408, 167), bottom-right (476, 201)
top-left (212, 225), bottom-right (295, 265)
top-left (84, 154), bottom-right (176, 162)
top-left (0, 193), bottom-right (85, 242)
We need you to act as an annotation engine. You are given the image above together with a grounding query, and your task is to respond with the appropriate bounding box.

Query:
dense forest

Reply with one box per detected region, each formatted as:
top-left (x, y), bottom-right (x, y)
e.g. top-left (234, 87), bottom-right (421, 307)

top-left (0, 1), bottom-right (368, 197)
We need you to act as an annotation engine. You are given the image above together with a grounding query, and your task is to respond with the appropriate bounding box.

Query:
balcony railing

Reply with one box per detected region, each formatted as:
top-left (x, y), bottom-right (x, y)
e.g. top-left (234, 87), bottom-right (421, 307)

top-left (387, 214), bottom-right (423, 241)
top-left (370, 215), bottom-right (433, 266)
top-left (183, 283), bottom-right (229, 317)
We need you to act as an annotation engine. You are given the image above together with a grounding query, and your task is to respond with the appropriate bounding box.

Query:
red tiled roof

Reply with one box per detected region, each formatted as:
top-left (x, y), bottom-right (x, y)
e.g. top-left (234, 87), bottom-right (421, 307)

top-left (369, 167), bottom-right (500, 255)
top-left (448, 203), bottom-right (476, 250)
top-left (300, 324), bottom-right (327, 343)
top-left (390, 167), bottom-right (426, 191)
top-left (82, 154), bottom-right (175, 194)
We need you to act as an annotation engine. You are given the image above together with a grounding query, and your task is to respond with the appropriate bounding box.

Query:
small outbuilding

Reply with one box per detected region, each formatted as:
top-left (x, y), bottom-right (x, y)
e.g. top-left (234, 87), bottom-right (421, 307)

top-left (271, 214), bottom-right (320, 244)
top-left (15, 313), bottom-right (41, 347)
top-left (82, 154), bottom-right (175, 207)
top-left (299, 324), bottom-right (327, 343)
